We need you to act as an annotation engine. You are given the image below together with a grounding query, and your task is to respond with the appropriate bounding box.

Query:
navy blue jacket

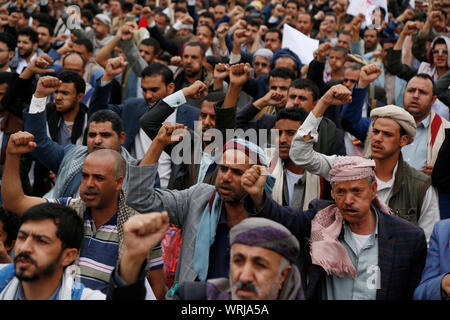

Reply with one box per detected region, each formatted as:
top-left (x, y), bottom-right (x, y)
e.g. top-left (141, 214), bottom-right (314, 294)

top-left (89, 79), bottom-right (200, 152)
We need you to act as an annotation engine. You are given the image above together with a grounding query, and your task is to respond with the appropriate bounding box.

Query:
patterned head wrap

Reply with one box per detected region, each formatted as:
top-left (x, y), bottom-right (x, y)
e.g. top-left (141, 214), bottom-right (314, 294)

top-left (230, 217), bottom-right (299, 264)
top-left (329, 156), bottom-right (376, 184)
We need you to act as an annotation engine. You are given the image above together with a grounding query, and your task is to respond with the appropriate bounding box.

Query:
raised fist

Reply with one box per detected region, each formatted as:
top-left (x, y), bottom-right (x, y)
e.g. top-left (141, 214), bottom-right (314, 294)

top-left (7, 131), bottom-right (37, 155)
top-left (402, 21), bottom-right (419, 36)
top-left (315, 42), bottom-right (332, 62)
top-left (320, 84), bottom-right (352, 107)
top-left (182, 80), bottom-right (208, 99)
top-left (104, 56), bottom-right (127, 81)
top-left (229, 63), bottom-right (251, 87)
top-left (24, 54), bottom-right (55, 76)
top-left (35, 76), bottom-right (61, 98)
top-left (358, 64), bottom-right (381, 87)
top-left (170, 56), bottom-right (182, 67)
top-left (154, 123), bottom-right (188, 146)
top-left (214, 63), bottom-right (230, 81)
top-left (241, 165), bottom-right (267, 209)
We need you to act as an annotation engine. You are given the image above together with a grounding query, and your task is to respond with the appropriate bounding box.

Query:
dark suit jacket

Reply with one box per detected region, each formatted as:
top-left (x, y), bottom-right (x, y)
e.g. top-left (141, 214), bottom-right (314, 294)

top-left (236, 101), bottom-right (347, 157)
top-left (139, 98), bottom-right (236, 190)
top-left (244, 195), bottom-right (427, 300)
top-left (89, 79), bottom-right (200, 152)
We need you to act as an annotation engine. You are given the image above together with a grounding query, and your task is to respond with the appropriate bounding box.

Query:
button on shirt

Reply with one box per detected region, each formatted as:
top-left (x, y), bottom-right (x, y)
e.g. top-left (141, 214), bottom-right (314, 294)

top-left (324, 208), bottom-right (380, 300)
top-left (401, 115), bottom-right (430, 170)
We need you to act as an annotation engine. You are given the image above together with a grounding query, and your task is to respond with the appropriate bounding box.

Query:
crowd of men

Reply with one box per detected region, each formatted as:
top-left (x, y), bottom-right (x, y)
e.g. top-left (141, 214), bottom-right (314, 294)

top-left (0, 0), bottom-right (449, 301)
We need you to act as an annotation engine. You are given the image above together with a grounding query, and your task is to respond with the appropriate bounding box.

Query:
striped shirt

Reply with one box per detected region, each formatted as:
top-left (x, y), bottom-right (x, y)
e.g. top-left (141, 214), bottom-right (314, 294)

top-left (47, 197), bottom-right (163, 293)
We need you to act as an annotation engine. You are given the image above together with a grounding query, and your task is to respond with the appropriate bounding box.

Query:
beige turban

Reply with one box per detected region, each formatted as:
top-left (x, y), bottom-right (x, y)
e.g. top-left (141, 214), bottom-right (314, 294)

top-left (370, 105), bottom-right (417, 143)
top-left (363, 105), bottom-right (417, 158)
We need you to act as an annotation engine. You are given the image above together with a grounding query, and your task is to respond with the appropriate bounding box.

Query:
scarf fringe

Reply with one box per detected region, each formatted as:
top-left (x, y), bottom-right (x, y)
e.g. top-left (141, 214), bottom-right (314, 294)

top-left (312, 257), bottom-right (358, 280)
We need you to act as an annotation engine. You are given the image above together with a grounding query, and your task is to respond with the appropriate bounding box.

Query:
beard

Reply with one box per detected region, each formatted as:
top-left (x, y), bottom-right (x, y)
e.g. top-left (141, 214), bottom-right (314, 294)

top-left (14, 251), bottom-right (62, 282)
top-left (19, 48), bottom-right (34, 59)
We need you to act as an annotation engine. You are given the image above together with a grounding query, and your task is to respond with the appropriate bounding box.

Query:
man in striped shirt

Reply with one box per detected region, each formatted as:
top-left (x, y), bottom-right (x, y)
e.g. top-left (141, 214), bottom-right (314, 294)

top-left (1, 131), bottom-right (164, 297)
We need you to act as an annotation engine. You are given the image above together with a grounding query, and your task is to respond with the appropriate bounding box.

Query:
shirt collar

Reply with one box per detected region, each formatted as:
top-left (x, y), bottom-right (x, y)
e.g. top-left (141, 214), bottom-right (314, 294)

top-left (418, 114), bottom-right (431, 129)
top-left (342, 204), bottom-right (379, 238)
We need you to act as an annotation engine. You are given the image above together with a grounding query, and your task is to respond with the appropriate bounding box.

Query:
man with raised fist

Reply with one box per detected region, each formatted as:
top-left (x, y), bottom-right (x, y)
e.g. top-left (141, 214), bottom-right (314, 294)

top-left (1, 131), bottom-right (165, 298)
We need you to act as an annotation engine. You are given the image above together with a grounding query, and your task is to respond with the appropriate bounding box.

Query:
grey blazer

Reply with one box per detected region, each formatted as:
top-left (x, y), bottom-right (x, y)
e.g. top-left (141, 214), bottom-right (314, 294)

top-left (126, 163), bottom-right (216, 284)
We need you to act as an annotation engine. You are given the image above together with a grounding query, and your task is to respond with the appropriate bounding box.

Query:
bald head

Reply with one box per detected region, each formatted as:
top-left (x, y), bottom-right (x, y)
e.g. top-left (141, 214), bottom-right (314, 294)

top-left (62, 52), bottom-right (85, 76)
top-left (86, 149), bottom-right (126, 179)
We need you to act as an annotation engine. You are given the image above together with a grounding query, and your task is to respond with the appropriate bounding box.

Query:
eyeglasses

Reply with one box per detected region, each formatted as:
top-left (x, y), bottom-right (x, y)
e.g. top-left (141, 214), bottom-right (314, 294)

top-left (254, 62), bottom-right (269, 67)
top-left (432, 49), bottom-right (448, 55)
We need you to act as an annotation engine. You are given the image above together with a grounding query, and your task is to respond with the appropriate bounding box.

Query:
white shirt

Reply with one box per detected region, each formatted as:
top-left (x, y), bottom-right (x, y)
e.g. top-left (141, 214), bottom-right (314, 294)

top-left (16, 52), bottom-right (38, 74)
top-left (132, 90), bottom-right (187, 189)
top-left (133, 111), bottom-right (177, 189)
top-left (350, 231), bottom-right (371, 256)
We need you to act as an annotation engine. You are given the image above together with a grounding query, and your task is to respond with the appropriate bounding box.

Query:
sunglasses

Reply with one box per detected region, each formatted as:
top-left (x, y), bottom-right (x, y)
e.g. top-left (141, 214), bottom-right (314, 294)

top-left (254, 62), bottom-right (269, 67)
top-left (432, 49), bottom-right (448, 54)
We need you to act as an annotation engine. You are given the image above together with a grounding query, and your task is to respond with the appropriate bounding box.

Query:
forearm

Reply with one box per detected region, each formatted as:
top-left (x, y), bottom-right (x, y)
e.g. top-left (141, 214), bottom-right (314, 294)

top-left (96, 35), bottom-right (120, 68)
top-left (107, 261), bottom-right (147, 300)
top-left (289, 112), bottom-right (337, 178)
top-left (22, 109), bottom-right (65, 173)
top-left (393, 33), bottom-right (407, 51)
top-left (1, 153), bottom-right (44, 214)
top-left (340, 87), bottom-right (371, 141)
top-left (223, 83), bottom-right (242, 109)
top-left (141, 140), bottom-right (165, 165)
top-left (119, 38), bottom-right (148, 76)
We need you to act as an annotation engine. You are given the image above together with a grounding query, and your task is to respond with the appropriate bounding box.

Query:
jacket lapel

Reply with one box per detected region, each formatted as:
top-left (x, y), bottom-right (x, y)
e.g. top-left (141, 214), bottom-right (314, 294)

top-left (376, 212), bottom-right (394, 300)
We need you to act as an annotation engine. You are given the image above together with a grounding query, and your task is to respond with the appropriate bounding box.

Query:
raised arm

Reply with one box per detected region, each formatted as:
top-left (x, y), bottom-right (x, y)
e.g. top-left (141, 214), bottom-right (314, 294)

top-left (2, 131), bottom-right (46, 214)
top-left (341, 64), bottom-right (382, 142)
top-left (89, 56), bottom-right (127, 117)
top-left (22, 76), bottom-right (68, 173)
top-left (139, 80), bottom-right (207, 154)
top-left (386, 21), bottom-right (419, 81)
top-left (289, 85), bottom-right (351, 178)
top-left (118, 23), bottom-right (148, 76)
top-left (125, 124), bottom-right (202, 227)
top-left (107, 211), bottom-right (169, 300)
top-left (1, 54), bottom-right (55, 118)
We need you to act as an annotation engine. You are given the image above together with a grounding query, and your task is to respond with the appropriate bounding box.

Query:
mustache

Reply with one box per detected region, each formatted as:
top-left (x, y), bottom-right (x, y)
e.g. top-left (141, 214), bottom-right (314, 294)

top-left (343, 205), bottom-right (358, 212)
top-left (14, 252), bottom-right (37, 266)
top-left (81, 187), bottom-right (99, 195)
top-left (218, 182), bottom-right (235, 191)
top-left (234, 281), bottom-right (259, 295)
